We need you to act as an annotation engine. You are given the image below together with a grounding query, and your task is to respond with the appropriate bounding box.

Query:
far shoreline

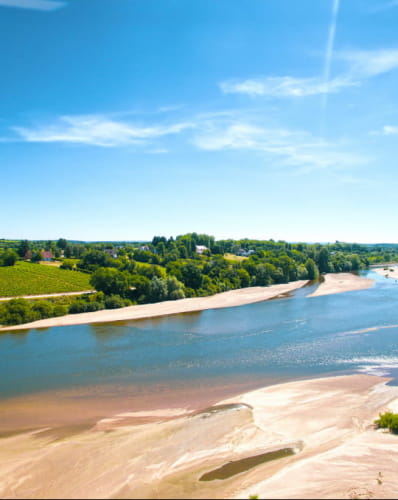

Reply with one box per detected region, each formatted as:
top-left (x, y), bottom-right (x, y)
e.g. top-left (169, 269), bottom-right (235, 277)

top-left (0, 271), bottom-right (378, 332)
top-left (0, 280), bottom-right (309, 332)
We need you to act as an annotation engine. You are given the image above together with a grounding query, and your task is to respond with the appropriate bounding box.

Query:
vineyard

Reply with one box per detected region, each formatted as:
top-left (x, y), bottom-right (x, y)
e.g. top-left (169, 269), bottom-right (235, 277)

top-left (0, 262), bottom-right (93, 297)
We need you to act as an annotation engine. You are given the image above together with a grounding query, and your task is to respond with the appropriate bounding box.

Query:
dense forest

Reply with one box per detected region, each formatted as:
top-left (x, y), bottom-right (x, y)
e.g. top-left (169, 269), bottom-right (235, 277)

top-left (1, 234), bottom-right (397, 326)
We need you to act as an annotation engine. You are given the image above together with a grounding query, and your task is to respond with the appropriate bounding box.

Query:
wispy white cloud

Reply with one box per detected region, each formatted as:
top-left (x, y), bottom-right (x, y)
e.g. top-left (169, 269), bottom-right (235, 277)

top-left (193, 120), bottom-right (367, 174)
top-left (340, 49), bottom-right (398, 78)
top-left (220, 75), bottom-right (355, 98)
top-left (13, 115), bottom-right (193, 147)
top-left (0, 0), bottom-right (66, 11)
top-left (220, 49), bottom-right (398, 98)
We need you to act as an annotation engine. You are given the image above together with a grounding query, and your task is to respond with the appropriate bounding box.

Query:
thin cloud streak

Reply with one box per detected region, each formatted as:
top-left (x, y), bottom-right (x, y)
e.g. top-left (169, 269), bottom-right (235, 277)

top-left (13, 115), bottom-right (193, 147)
top-left (0, 0), bottom-right (66, 11)
top-left (321, 0), bottom-right (341, 136)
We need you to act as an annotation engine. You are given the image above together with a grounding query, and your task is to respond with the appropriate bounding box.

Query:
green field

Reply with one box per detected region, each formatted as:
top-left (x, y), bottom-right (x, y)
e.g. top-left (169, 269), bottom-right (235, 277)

top-left (0, 262), bottom-right (93, 297)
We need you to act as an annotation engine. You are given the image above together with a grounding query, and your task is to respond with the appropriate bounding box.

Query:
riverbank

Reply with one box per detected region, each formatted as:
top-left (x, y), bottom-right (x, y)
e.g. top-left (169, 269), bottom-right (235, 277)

top-left (0, 272), bottom-right (376, 332)
top-left (1, 374), bottom-right (398, 499)
top-left (308, 272), bottom-right (374, 297)
top-left (0, 280), bottom-right (309, 332)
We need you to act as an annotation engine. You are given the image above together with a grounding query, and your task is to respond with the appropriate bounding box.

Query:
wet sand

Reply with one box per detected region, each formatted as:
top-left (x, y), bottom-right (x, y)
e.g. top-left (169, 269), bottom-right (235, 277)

top-left (308, 273), bottom-right (374, 297)
top-left (0, 281), bottom-right (309, 332)
top-left (0, 375), bottom-right (283, 434)
top-left (1, 374), bottom-right (398, 499)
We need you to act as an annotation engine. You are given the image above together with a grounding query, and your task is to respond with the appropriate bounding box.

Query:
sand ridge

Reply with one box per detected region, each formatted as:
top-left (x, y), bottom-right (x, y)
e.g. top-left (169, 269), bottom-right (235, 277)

top-left (1, 375), bottom-right (398, 499)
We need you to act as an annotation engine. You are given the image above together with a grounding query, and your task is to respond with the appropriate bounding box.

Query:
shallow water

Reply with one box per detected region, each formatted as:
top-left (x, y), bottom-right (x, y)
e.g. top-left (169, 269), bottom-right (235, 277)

top-left (2, 270), bottom-right (398, 403)
top-left (199, 448), bottom-right (296, 481)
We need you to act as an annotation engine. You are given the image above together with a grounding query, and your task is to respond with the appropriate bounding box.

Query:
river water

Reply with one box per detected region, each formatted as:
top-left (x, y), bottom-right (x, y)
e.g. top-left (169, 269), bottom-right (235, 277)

top-left (2, 269), bottom-right (398, 405)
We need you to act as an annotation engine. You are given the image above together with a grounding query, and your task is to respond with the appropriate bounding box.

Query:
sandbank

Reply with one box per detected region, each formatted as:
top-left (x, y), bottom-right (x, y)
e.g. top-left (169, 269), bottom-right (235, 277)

top-left (0, 280), bottom-right (308, 332)
top-left (373, 265), bottom-right (398, 281)
top-left (308, 272), bottom-right (374, 297)
top-left (1, 374), bottom-right (398, 499)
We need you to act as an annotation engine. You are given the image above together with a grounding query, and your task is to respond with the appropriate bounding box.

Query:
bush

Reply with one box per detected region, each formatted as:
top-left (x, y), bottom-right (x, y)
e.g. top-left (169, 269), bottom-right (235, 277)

top-left (0, 298), bottom-right (35, 325)
top-left (69, 301), bottom-right (87, 314)
top-left (375, 412), bottom-right (398, 432)
top-left (31, 300), bottom-right (54, 319)
top-left (60, 259), bottom-right (75, 270)
top-left (85, 301), bottom-right (104, 312)
top-left (90, 268), bottom-right (131, 296)
top-left (53, 304), bottom-right (69, 317)
top-left (69, 300), bottom-right (104, 314)
top-left (0, 249), bottom-right (18, 267)
top-left (104, 294), bottom-right (131, 309)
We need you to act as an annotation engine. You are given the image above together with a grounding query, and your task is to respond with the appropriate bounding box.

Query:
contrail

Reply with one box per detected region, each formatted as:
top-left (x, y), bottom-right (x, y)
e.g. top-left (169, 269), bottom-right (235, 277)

top-left (320, 0), bottom-right (341, 138)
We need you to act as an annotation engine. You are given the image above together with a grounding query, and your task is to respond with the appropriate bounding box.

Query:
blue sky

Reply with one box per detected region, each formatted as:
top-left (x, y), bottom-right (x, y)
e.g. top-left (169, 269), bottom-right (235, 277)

top-left (1, 0), bottom-right (398, 242)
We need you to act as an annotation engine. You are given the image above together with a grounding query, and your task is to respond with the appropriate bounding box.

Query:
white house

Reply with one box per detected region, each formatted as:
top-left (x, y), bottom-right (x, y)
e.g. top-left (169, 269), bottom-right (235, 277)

top-left (196, 245), bottom-right (208, 255)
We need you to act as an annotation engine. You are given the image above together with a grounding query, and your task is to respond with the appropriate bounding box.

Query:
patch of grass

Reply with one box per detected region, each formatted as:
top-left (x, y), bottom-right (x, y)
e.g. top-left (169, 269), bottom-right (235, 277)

top-left (224, 253), bottom-right (248, 262)
top-left (39, 260), bottom-right (62, 267)
top-left (0, 262), bottom-right (93, 297)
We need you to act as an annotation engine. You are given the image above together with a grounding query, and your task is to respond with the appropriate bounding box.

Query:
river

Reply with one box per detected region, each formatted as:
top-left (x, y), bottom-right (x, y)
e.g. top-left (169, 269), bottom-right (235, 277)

top-left (1, 269), bottom-right (398, 429)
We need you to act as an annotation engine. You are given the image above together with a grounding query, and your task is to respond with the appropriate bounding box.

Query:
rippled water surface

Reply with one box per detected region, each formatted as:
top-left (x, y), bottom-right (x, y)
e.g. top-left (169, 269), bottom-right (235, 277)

top-left (2, 270), bottom-right (398, 400)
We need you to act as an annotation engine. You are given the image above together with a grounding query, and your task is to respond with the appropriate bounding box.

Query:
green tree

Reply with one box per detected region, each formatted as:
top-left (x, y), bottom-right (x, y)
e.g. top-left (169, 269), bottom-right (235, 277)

top-left (90, 268), bottom-right (131, 296)
top-left (1, 249), bottom-right (18, 266)
top-left (17, 240), bottom-right (30, 258)
top-left (148, 276), bottom-right (168, 302)
top-left (181, 262), bottom-right (203, 289)
top-left (31, 301), bottom-right (54, 319)
top-left (0, 299), bottom-right (34, 325)
top-left (166, 276), bottom-right (185, 300)
top-left (129, 274), bottom-right (151, 303)
top-left (56, 238), bottom-right (68, 250)
top-left (317, 248), bottom-right (330, 273)
top-left (305, 258), bottom-right (319, 280)
top-left (30, 251), bottom-right (42, 263)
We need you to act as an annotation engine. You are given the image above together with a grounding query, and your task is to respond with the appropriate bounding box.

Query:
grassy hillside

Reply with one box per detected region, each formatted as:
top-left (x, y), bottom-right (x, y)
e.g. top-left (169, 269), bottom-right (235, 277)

top-left (0, 262), bottom-right (93, 297)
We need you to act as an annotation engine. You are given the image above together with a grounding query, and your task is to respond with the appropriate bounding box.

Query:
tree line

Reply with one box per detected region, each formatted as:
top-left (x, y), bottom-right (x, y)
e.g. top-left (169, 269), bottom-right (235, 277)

top-left (1, 233), bottom-right (397, 326)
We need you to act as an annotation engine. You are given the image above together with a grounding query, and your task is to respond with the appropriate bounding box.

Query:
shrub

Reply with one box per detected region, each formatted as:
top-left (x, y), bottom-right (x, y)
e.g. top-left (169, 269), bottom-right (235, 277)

top-left (53, 304), bottom-right (69, 317)
top-left (69, 301), bottom-right (87, 314)
top-left (31, 300), bottom-right (54, 319)
top-left (104, 294), bottom-right (127, 309)
top-left (69, 300), bottom-right (104, 314)
top-left (0, 298), bottom-right (35, 325)
top-left (0, 249), bottom-right (18, 267)
top-left (84, 301), bottom-right (104, 312)
top-left (60, 259), bottom-right (75, 270)
top-left (375, 412), bottom-right (398, 432)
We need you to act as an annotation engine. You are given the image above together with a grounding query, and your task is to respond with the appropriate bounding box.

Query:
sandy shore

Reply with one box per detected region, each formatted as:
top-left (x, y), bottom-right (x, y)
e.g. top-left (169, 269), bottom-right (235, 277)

top-left (1, 374), bottom-right (398, 499)
top-left (373, 266), bottom-right (398, 281)
top-left (0, 280), bottom-right (308, 332)
top-left (308, 272), bottom-right (374, 297)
